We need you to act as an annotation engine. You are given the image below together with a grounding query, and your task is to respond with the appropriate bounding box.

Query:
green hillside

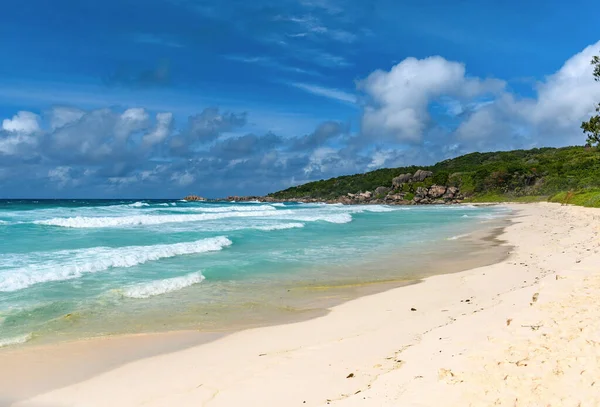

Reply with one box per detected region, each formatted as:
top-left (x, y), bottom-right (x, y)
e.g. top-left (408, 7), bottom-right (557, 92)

top-left (268, 146), bottom-right (600, 207)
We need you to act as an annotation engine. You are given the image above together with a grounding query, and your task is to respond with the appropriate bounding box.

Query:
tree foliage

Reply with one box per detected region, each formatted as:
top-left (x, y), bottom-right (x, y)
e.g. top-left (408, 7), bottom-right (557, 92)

top-left (581, 54), bottom-right (600, 146)
top-left (268, 147), bottom-right (600, 200)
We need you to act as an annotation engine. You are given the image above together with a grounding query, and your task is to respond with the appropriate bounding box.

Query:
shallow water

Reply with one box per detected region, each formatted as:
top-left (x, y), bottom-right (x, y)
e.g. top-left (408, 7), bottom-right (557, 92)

top-left (0, 199), bottom-right (510, 347)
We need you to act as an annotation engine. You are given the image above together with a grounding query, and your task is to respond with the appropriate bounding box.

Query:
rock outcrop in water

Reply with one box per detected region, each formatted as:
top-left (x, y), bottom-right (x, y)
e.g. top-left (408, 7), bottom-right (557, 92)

top-left (183, 195), bottom-right (206, 201)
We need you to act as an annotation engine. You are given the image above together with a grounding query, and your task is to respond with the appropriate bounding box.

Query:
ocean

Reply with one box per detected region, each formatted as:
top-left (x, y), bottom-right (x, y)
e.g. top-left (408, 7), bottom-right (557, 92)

top-left (0, 199), bottom-right (509, 348)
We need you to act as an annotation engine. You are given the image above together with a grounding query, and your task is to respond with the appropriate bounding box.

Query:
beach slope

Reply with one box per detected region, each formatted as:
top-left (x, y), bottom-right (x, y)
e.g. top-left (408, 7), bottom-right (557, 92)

top-left (12, 203), bottom-right (600, 407)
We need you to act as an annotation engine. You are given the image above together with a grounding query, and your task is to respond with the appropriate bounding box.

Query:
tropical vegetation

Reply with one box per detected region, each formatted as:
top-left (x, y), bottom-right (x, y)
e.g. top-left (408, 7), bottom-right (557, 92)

top-left (269, 146), bottom-right (600, 207)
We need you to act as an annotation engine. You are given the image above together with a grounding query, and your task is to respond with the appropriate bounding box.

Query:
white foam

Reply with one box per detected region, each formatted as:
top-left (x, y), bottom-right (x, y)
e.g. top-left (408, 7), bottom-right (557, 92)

top-left (476, 213), bottom-right (501, 220)
top-left (172, 205), bottom-right (276, 213)
top-left (0, 333), bottom-right (32, 348)
top-left (360, 205), bottom-right (398, 213)
top-left (34, 211), bottom-right (274, 228)
top-left (0, 220), bottom-right (8, 224)
top-left (128, 202), bottom-right (149, 208)
top-left (254, 223), bottom-right (305, 231)
top-left (32, 207), bottom-right (350, 228)
top-left (122, 272), bottom-right (205, 299)
top-left (0, 237), bottom-right (232, 292)
top-left (289, 213), bottom-right (352, 224)
top-left (272, 203), bottom-right (286, 207)
top-left (448, 233), bottom-right (471, 240)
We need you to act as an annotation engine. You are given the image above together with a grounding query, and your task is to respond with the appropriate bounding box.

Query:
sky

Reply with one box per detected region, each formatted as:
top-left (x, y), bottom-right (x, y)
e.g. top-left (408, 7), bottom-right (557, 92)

top-left (0, 0), bottom-right (599, 198)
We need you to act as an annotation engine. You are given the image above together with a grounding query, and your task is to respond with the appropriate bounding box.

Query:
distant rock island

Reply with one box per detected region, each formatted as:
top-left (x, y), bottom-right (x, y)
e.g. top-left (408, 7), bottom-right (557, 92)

top-left (183, 195), bottom-right (206, 201)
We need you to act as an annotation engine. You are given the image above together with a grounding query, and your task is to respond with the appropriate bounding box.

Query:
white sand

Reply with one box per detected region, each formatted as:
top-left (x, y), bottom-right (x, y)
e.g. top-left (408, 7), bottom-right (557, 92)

top-left (11, 203), bottom-right (600, 407)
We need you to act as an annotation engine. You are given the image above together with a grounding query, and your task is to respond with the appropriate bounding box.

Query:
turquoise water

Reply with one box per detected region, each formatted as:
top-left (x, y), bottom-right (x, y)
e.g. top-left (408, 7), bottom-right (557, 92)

top-left (0, 200), bottom-right (508, 347)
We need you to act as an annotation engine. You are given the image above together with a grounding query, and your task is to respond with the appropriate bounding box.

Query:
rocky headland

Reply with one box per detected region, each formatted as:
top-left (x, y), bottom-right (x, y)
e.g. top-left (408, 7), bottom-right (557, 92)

top-left (218, 169), bottom-right (465, 205)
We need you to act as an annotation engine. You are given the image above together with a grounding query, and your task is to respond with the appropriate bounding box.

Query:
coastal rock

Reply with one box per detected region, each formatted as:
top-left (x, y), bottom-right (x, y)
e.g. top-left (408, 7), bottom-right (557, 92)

top-left (415, 186), bottom-right (428, 198)
top-left (428, 185), bottom-right (447, 199)
top-left (413, 169), bottom-right (433, 182)
top-left (392, 173), bottom-right (413, 188)
top-left (375, 186), bottom-right (391, 196)
top-left (183, 195), bottom-right (206, 201)
top-left (386, 193), bottom-right (406, 201)
top-left (359, 191), bottom-right (373, 199)
top-left (443, 186), bottom-right (459, 199)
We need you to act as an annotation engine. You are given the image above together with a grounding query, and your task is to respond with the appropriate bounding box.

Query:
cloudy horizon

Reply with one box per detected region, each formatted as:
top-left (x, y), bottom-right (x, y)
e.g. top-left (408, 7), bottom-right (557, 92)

top-left (1, 0), bottom-right (599, 198)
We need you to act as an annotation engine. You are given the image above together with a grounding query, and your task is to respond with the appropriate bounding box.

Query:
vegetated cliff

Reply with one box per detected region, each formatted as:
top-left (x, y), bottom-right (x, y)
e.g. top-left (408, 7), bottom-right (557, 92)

top-left (267, 146), bottom-right (600, 207)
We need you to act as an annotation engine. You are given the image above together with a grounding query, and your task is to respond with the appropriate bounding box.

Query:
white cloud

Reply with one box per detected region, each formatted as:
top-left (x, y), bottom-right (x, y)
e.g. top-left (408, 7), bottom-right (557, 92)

top-left (359, 56), bottom-right (505, 142)
top-left (0, 111), bottom-right (42, 155)
top-left (2, 111), bottom-right (40, 134)
top-left (529, 41), bottom-right (600, 131)
top-left (367, 150), bottom-right (395, 170)
top-left (455, 40), bottom-right (600, 147)
top-left (291, 82), bottom-right (356, 103)
top-left (303, 146), bottom-right (337, 175)
top-left (49, 107), bottom-right (85, 130)
top-left (117, 108), bottom-right (150, 140)
top-left (143, 112), bottom-right (173, 146)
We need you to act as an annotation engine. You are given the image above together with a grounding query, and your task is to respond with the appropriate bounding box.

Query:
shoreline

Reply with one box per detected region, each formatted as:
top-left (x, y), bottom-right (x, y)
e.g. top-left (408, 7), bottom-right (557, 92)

top-left (0, 212), bottom-right (510, 402)
top-left (0, 206), bottom-right (508, 349)
top-left (6, 202), bottom-right (598, 406)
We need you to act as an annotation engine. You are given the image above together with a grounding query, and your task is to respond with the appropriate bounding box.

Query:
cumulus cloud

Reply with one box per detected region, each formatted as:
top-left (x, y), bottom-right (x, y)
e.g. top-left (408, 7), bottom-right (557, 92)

top-left (48, 107), bottom-right (85, 130)
top-left (117, 108), bottom-right (151, 141)
top-left (290, 120), bottom-right (348, 150)
top-left (1, 41), bottom-right (599, 198)
top-left (0, 112), bottom-right (42, 157)
top-left (359, 56), bottom-right (505, 142)
top-left (455, 40), bottom-right (600, 149)
top-left (143, 112), bottom-right (173, 147)
top-left (209, 132), bottom-right (282, 160)
top-left (2, 111), bottom-right (41, 134)
top-left (170, 107), bottom-right (248, 156)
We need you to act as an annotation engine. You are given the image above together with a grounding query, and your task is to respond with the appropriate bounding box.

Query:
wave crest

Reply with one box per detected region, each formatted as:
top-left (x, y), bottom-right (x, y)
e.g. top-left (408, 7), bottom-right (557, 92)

top-left (128, 202), bottom-right (149, 208)
top-left (122, 272), bottom-right (205, 299)
top-left (32, 208), bottom-right (352, 228)
top-left (0, 237), bottom-right (232, 292)
top-left (0, 333), bottom-right (32, 348)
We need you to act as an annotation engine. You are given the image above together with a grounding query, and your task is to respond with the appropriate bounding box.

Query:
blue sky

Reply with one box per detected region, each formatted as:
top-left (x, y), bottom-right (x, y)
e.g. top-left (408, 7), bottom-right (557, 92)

top-left (0, 0), bottom-right (599, 198)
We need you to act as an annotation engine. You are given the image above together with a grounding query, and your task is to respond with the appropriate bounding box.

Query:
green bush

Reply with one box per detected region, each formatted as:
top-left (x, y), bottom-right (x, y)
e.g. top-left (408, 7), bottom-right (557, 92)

top-left (268, 146), bottom-right (600, 208)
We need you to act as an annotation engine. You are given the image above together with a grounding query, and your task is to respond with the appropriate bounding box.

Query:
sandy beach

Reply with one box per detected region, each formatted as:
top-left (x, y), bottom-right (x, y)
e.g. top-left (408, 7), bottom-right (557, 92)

top-left (4, 202), bottom-right (600, 407)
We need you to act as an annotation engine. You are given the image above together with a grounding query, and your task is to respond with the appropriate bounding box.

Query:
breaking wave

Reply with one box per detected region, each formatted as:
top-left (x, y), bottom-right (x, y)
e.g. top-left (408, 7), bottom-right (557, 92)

top-left (128, 201), bottom-right (149, 208)
top-left (287, 213), bottom-right (352, 224)
top-left (0, 333), bottom-right (32, 348)
top-left (448, 233), bottom-right (471, 240)
top-left (33, 208), bottom-right (352, 228)
top-left (254, 222), bottom-right (305, 231)
top-left (173, 205), bottom-right (276, 213)
top-left (122, 272), bottom-right (205, 299)
top-left (0, 237), bottom-right (232, 292)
